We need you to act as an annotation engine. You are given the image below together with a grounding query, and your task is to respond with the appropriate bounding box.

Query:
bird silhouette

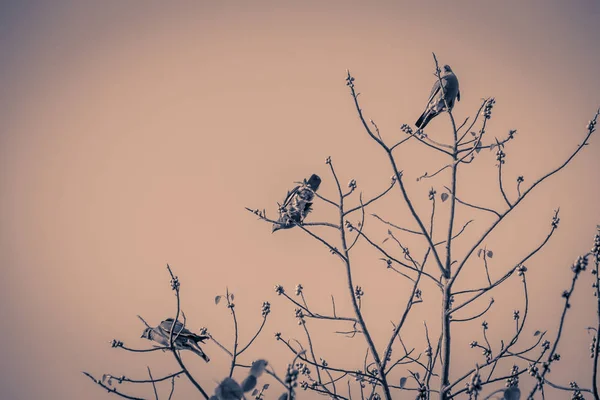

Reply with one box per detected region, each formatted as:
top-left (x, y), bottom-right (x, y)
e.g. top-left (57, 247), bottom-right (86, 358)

top-left (141, 318), bottom-right (210, 362)
top-left (272, 174), bottom-right (321, 233)
top-left (416, 65), bottom-right (460, 130)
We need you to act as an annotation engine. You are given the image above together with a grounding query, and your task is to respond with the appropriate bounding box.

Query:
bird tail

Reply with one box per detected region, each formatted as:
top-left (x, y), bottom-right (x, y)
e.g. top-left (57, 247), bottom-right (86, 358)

top-left (190, 344), bottom-right (210, 362)
top-left (416, 110), bottom-right (435, 130)
top-left (272, 220), bottom-right (287, 233)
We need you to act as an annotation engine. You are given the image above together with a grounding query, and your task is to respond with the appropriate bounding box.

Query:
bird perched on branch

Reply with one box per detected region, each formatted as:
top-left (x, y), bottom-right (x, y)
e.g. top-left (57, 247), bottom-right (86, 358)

top-left (415, 65), bottom-right (460, 130)
top-left (272, 174), bottom-right (321, 233)
top-left (141, 318), bottom-right (210, 362)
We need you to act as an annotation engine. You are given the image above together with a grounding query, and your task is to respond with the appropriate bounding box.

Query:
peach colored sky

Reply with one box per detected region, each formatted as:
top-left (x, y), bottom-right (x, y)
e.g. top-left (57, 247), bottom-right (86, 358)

top-left (1, 1), bottom-right (599, 399)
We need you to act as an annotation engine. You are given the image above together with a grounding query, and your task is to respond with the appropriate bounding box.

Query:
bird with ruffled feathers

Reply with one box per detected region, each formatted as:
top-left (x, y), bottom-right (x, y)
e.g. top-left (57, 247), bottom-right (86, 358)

top-left (272, 174), bottom-right (321, 233)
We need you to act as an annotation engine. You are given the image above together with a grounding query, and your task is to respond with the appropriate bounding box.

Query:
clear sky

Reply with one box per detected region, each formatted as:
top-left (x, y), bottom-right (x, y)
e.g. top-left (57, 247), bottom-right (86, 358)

top-left (1, 1), bottom-right (599, 399)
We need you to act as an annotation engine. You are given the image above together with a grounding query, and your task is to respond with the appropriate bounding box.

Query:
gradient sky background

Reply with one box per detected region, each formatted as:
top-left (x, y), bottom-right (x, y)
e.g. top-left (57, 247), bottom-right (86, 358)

top-left (1, 1), bottom-right (600, 399)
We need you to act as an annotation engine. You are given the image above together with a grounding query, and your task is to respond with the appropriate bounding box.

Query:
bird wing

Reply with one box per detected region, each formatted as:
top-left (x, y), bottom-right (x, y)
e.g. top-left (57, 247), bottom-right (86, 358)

top-left (159, 319), bottom-right (190, 336)
top-left (182, 331), bottom-right (209, 343)
top-left (158, 319), bottom-right (209, 343)
top-left (281, 185), bottom-right (301, 209)
top-left (426, 79), bottom-right (441, 105)
top-left (147, 328), bottom-right (170, 346)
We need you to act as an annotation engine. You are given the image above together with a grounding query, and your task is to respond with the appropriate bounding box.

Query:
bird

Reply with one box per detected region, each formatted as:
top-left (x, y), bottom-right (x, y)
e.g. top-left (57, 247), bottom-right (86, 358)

top-left (415, 65), bottom-right (460, 130)
top-left (272, 174), bottom-right (321, 233)
top-left (141, 318), bottom-right (210, 362)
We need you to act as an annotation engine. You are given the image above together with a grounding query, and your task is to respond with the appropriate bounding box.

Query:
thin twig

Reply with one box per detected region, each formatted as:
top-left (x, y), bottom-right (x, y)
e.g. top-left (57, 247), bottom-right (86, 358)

top-left (498, 158), bottom-right (512, 208)
top-left (357, 229), bottom-right (442, 286)
top-left (451, 298), bottom-right (494, 323)
top-left (347, 194), bottom-right (366, 251)
top-left (433, 219), bottom-right (474, 247)
top-left (227, 288), bottom-right (239, 378)
top-left (147, 367), bottom-right (158, 400)
top-left (417, 163), bottom-right (452, 181)
top-left (443, 186), bottom-right (500, 218)
top-left (456, 99), bottom-right (488, 146)
top-left (167, 377), bottom-right (175, 400)
top-left (371, 213), bottom-right (423, 235)
top-left (237, 315), bottom-right (267, 356)
top-left (344, 180), bottom-right (396, 216)
top-left (83, 372), bottom-right (146, 400)
top-left (545, 380), bottom-right (593, 394)
top-left (314, 192), bottom-right (340, 208)
top-left (592, 236), bottom-right (600, 400)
